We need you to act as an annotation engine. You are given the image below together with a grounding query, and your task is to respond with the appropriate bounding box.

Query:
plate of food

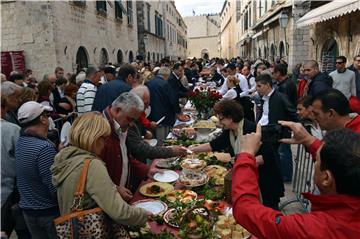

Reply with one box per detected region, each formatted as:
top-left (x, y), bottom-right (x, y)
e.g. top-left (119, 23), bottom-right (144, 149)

top-left (139, 182), bottom-right (174, 197)
top-left (179, 207), bottom-right (214, 239)
top-left (193, 120), bottom-right (216, 134)
top-left (178, 114), bottom-right (191, 122)
top-left (180, 158), bottom-right (207, 172)
top-left (163, 208), bottom-right (184, 228)
top-left (204, 165), bottom-right (228, 185)
top-left (172, 127), bottom-right (196, 140)
top-left (132, 199), bottom-right (168, 215)
top-left (179, 171), bottom-right (209, 188)
top-left (153, 170), bottom-right (179, 183)
top-left (166, 189), bottom-right (197, 203)
top-left (214, 215), bottom-right (251, 239)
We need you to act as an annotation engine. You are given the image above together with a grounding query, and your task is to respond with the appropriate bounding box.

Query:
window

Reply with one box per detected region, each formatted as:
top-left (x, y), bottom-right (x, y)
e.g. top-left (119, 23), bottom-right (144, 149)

top-left (244, 10), bottom-right (248, 31)
top-left (117, 50), bottom-right (123, 64)
top-left (96, 1), bottom-right (106, 13)
top-left (236, 0), bottom-right (241, 22)
top-left (271, 0), bottom-right (276, 6)
top-left (155, 13), bottom-right (163, 37)
top-left (128, 51), bottom-right (134, 63)
top-left (99, 48), bottom-right (108, 67)
top-left (265, 0), bottom-right (268, 12)
top-left (73, 1), bottom-right (86, 7)
top-left (115, 1), bottom-right (123, 20)
top-left (127, 1), bottom-right (133, 25)
top-left (147, 4), bottom-right (151, 31)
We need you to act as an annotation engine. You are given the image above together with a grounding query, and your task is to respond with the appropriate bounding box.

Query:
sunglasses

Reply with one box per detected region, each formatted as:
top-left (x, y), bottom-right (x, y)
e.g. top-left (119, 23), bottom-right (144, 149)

top-left (335, 62), bottom-right (344, 64)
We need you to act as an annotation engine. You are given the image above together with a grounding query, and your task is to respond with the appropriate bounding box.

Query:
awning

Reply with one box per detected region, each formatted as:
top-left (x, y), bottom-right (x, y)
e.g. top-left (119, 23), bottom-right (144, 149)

top-left (297, 0), bottom-right (360, 28)
top-left (263, 13), bottom-right (281, 27)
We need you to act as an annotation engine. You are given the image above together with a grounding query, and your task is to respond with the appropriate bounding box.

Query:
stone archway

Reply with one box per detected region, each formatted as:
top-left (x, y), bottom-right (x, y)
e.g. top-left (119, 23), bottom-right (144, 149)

top-left (128, 51), bottom-right (134, 63)
top-left (201, 49), bottom-right (209, 59)
top-left (99, 48), bottom-right (109, 67)
top-left (76, 46), bottom-right (89, 71)
top-left (279, 41), bottom-right (285, 59)
top-left (321, 38), bottom-right (338, 73)
top-left (117, 49), bottom-right (123, 65)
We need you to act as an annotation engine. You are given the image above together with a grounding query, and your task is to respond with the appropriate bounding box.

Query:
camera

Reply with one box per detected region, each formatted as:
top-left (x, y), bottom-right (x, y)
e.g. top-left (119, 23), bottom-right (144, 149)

top-left (261, 124), bottom-right (292, 143)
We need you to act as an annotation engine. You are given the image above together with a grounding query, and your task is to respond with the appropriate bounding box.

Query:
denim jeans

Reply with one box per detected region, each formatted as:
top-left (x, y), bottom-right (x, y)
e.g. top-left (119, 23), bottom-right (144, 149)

top-left (23, 213), bottom-right (58, 239)
top-left (278, 143), bottom-right (293, 182)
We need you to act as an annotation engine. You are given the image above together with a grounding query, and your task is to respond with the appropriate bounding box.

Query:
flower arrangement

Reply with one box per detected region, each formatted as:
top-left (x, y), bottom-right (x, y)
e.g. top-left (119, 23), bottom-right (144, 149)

top-left (188, 88), bottom-right (222, 119)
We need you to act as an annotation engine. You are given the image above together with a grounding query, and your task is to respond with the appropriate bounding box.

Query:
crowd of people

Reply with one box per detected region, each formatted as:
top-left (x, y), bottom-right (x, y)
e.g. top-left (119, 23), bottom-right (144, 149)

top-left (1, 54), bottom-right (360, 238)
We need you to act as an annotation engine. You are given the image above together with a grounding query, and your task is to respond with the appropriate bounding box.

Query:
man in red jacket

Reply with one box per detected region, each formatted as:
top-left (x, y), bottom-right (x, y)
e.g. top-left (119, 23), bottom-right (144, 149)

top-left (232, 124), bottom-right (360, 239)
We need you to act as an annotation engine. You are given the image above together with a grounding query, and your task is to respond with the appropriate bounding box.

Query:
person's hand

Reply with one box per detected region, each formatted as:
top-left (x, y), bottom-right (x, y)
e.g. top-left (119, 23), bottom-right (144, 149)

top-left (58, 141), bottom-right (66, 151)
top-left (144, 130), bottom-right (153, 139)
top-left (149, 121), bottom-right (157, 129)
top-left (169, 145), bottom-right (188, 156)
top-left (116, 186), bottom-right (133, 202)
top-left (240, 124), bottom-right (262, 156)
top-left (147, 168), bottom-right (164, 179)
top-left (278, 121), bottom-right (316, 147)
top-left (255, 155), bottom-right (264, 165)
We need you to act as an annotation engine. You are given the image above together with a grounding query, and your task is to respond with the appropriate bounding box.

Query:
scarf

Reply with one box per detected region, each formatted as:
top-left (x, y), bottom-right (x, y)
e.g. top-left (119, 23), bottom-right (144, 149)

top-left (229, 119), bottom-right (244, 155)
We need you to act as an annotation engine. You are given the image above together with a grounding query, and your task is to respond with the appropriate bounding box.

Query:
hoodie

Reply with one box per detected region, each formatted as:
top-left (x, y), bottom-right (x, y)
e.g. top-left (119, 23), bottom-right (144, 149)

top-left (307, 72), bottom-right (333, 96)
top-left (51, 146), bottom-right (147, 226)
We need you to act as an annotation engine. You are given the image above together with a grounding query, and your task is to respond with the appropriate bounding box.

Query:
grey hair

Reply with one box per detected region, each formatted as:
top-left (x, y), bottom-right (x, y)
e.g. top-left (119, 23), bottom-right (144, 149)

top-left (157, 67), bottom-right (171, 78)
top-left (1, 81), bottom-right (22, 96)
top-left (111, 92), bottom-right (144, 112)
top-left (130, 85), bottom-right (149, 99)
top-left (86, 66), bottom-right (100, 78)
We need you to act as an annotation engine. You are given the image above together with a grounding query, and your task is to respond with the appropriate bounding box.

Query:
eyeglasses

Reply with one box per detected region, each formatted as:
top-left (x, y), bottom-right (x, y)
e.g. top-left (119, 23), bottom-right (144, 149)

top-left (335, 62), bottom-right (344, 65)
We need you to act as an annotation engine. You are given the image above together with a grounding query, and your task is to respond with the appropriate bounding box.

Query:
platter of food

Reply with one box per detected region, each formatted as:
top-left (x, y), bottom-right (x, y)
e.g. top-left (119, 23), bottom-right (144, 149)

top-left (132, 199), bottom-right (168, 215)
top-left (165, 189), bottom-right (197, 203)
top-left (172, 127), bottom-right (197, 140)
top-left (153, 170), bottom-right (179, 183)
top-left (214, 215), bottom-right (251, 239)
top-left (193, 120), bottom-right (216, 134)
top-left (179, 171), bottom-right (209, 188)
top-left (156, 158), bottom-right (176, 169)
top-left (163, 208), bottom-right (183, 228)
top-left (139, 182), bottom-right (174, 197)
top-left (180, 158), bottom-right (207, 172)
top-left (178, 114), bottom-right (191, 122)
top-left (204, 165), bottom-right (228, 185)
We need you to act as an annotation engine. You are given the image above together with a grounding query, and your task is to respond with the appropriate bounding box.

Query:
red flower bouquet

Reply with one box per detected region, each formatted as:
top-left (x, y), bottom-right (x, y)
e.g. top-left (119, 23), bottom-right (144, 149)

top-left (188, 88), bottom-right (222, 119)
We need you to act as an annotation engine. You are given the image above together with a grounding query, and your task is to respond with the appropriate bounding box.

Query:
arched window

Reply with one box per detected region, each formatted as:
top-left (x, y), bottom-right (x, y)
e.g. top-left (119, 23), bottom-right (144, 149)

top-left (128, 51), bottom-right (134, 63)
top-left (321, 38), bottom-right (339, 73)
top-left (258, 47), bottom-right (262, 58)
top-left (270, 44), bottom-right (276, 63)
top-left (100, 48), bottom-right (108, 67)
top-left (147, 52), bottom-right (151, 62)
top-left (201, 49), bottom-right (209, 59)
top-left (157, 53), bottom-right (159, 62)
top-left (76, 46), bottom-right (89, 71)
top-left (117, 49), bottom-right (123, 65)
top-left (279, 41), bottom-right (285, 58)
top-left (152, 52), bottom-right (155, 62)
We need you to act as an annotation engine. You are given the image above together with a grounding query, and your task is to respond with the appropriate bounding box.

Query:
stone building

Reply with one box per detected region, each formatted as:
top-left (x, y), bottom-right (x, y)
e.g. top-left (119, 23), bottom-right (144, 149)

top-left (297, 0), bottom-right (360, 72)
top-left (184, 14), bottom-right (220, 59)
top-left (219, 0), bottom-right (237, 59)
top-left (236, 0), bottom-right (315, 70)
top-left (1, 0), bottom-right (138, 80)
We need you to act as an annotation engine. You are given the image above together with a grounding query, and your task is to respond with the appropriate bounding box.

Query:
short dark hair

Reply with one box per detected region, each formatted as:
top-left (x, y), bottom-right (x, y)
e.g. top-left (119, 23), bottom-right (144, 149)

top-left (320, 128), bottom-right (360, 196)
top-left (274, 64), bottom-right (288, 76)
top-left (55, 77), bottom-right (68, 86)
top-left (118, 64), bottom-right (136, 79)
top-left (226, 63), bottom-right (236, 71)
top-left (312, 89), bottom-right (350, 116)
top-left (353, 55), bottom-right (360, 60)
top-left (173, 62), bottom-right (182, 70)
top-left (255, 74), bottom-right (273, 87)
top-left (9, 74), bottom-right (25, 82)
top-left (213, 100), bottom-right (244, 123)
top-left (336, 56), bottom-right (347, 63)
top-left (55, 66), bottom-right (64, 73)
top-left (297, 96), bottom-right (312, 108)
top-left (85, 66), bottom-right (101, 78)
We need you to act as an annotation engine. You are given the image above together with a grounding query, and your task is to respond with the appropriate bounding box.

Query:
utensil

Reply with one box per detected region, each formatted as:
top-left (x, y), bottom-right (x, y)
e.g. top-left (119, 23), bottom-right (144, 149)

top-left (156, 116), bottom-right (165, 125)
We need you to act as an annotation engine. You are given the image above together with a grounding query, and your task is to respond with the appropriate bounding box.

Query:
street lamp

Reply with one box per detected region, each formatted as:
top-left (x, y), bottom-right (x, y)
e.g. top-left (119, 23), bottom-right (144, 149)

top-left (279, 11), bottom-right (289, 56)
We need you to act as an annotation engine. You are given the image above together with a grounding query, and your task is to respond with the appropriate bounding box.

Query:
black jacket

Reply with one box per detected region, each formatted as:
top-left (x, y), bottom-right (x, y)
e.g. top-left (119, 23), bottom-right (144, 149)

top-left (212, 71), bottom-right (225, 87)
top-left (168, 72), bottom-right (188, 98)
top-left (267, 89), bottom-right (299, 124)
top-left (307, 72), bottom-right (333, 96)
top-left (277, 78), bottom-right (297, 106)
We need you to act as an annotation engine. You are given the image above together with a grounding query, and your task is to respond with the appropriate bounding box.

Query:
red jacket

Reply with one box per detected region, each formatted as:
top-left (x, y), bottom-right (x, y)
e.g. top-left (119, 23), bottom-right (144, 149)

top-left (309, 115), bottom-right (360, 159)
top-left (232, 152), bottom-right (360, 239)
top-left (139, 112), bottom-right (151, 129)
top-left (100, 107), bottom-right (150, 192)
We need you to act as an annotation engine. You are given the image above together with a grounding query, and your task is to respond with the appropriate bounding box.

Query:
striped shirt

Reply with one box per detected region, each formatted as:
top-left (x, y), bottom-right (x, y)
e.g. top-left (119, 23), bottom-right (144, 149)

top-left (15, 134), bottom-right (58, 211)
top-left (76, 80), bottom-right (97, 114)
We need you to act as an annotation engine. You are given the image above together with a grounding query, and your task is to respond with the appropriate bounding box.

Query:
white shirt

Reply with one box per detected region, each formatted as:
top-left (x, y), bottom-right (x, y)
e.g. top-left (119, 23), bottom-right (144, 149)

top-left (218, 77), bottom-right (229, 95)
top-left (76, 81), bottom-right (97, 114)
top-left (222, 87), bottom-right (237, 100)
top-left (114, 120), bottom-right (129, 187)
top-left (236, 73), bottom-right (249, 97)
top-left (259, 89), bottom-right (275, 126)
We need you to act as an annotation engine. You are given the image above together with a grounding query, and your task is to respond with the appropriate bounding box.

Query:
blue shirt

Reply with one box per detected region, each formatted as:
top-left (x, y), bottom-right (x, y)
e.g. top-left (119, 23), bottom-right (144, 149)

top-left (15, 133), bottom-right (58, 211)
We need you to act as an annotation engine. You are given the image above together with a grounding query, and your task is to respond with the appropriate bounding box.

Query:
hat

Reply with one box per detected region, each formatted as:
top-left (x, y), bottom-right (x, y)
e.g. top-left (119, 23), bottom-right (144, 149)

top-left (18, 101), bottom-right (53, 124)
top-left (104, 66), bottom-right (116, 76)
top-left (152, 66), bottom-right (161, 73)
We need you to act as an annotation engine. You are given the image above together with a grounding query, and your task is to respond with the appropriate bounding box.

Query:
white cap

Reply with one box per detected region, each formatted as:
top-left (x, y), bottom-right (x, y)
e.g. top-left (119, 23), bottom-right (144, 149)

top-left (152, 66), bottom-right (160, 73)
top-left (18, 101), bottom-right (53, 124)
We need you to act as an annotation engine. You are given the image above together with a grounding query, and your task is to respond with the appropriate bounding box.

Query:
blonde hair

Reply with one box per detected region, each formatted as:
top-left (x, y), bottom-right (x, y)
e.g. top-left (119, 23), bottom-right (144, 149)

top-left (227, 75), bottom-right (239, 86)
top-left (69, 112), bottom-right (111, 152)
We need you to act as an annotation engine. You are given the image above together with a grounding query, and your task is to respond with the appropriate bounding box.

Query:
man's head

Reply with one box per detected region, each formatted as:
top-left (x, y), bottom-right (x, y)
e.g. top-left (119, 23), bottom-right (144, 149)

top-left (255, 74), bottom-right (273, 96)
top-left (173, 62), bottom-right (184, 79)
top-left (55, 66), bottom-right (64, 79)
top-left (110, 92), bottom-right (144, 131)
top-left (272, 64), bottom-right (288, 82)
top-left (241, 65), bottom-right (251, 77)
top-left (9, 73), bottom-right (25, 86)
top-left (104, 66), bottom-right (116, 81)
top-left (213, 100), bottom-right (244, 130)
top-left (56, 77), bottom-right (68, 91)
top-left (86, 67), bottom-right (103, 86)
top-left (118, 64), bottom-right (137, 86)
top-left (353, 55), bottom-right (360, 70)
top-left (296, 96), bottom-right (314, 120)
top-left (1, 81), bottom-right (23, 112)
top-left (315, 128), bottom-right (360, 196)
top-left (335, 56), bottom-right (347, 72)
top-left (220, 68), bottom-right (229, 78)
top-left (303, 60), bottom-right (320, 80)
top-left (256, 63), bottom-right (267, 75)
top-left (158, 67), bottom-right (171, 80)
top-left (311, 89), bottom-right (350, 130)
top-left (47, 73), bottom-right (57, 89)
top-left (17, 101), bottom-right (52, 130)
top-left (226, 63), bottom-right (237, 76)
top-left (130, 85), bottom-right (150, 109)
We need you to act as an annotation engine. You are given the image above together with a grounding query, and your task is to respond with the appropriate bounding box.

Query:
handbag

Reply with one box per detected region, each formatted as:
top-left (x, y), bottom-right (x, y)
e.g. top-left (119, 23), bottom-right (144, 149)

top-left (54, 159), bottom-right (130, 239)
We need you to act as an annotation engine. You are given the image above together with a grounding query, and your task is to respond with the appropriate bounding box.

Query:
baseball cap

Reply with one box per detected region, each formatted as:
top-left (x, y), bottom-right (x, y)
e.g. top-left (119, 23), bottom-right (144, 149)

top-left (18, 101), bottom-right (53, 124)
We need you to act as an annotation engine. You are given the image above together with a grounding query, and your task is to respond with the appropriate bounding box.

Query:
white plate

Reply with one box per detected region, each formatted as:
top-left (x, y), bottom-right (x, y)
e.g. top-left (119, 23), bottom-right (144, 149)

top-left (132, 199), bottom-right (168, 215)
top-left (60, 122), bottom-right (71, 145)
top-left (153, 170), bottom-right (179, 183)
top-left (147, 139), bottom-right (157, 147)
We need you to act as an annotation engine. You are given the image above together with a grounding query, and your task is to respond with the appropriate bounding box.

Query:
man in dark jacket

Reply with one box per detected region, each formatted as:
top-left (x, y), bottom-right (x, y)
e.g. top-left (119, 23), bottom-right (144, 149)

top-left (303, 60), bottom-right (333, 96)
top-left (92, 64), bottom-right (134, 112)
top-left (168, 62), bottom-right (188, 99)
